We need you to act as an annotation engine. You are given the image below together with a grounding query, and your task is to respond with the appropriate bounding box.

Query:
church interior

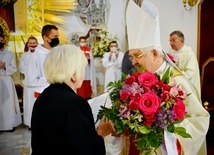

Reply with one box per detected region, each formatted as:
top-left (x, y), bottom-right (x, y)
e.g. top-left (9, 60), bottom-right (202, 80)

top-left (0, 0), bottom-right (214, 154)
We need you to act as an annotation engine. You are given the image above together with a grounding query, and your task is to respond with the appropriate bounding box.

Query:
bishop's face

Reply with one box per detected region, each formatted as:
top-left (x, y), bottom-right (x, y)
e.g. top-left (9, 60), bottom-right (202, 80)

top-left (129, 49), bottom-right (157, 73)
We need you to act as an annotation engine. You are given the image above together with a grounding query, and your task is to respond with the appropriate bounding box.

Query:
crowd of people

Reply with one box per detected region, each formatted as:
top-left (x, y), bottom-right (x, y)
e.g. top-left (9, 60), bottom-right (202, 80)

top-left (0, 0), bottom-right (210, 154)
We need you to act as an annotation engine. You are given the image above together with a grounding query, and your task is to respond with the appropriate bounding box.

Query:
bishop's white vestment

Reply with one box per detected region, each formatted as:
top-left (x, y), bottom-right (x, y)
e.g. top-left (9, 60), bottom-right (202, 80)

top-left (0, 48), bottom-right (22, 130)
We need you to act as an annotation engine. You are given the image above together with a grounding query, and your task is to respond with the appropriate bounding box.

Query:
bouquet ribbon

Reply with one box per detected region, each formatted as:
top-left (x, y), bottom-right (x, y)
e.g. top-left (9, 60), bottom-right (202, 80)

top-left (160, 129), bottom-right (179, 155)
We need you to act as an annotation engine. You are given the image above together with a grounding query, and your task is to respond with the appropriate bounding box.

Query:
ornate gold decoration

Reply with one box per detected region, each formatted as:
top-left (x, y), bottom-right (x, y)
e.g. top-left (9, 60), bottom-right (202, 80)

top-left (203, 101), bottom-right (209, 110)
top-left (43, 0), bottom-right (78, 44)
top-left (0, 17), bottom-right (10, 46)
top-left (183, 0), bottom-right (198, 11)
top-left (27, 0), bottom-right (44, 35)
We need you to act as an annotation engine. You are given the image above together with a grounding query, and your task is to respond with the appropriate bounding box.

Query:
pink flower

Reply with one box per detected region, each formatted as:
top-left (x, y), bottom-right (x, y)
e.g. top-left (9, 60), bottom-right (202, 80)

top-left (167, 54), bottom-right (175, 63)
top-left (138, 92), bottom-right (161, 115)
top-left (172, 97), bottom-right (186, 120)
top-left (177, 88), bottom-right (187, 99)
top-left (170, 86), bottom-right (179, 96)
top-left (129, 100), bottom-right (139, 111)
top-left (138, 72), bottom-right (158, 89)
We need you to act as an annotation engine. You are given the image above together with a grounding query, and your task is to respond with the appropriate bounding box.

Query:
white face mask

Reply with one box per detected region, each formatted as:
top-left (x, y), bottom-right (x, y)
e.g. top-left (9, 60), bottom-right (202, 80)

top-left (80, 43), bottom-right (86, 47)
top-left (110, 47), bottom-right (118, 53)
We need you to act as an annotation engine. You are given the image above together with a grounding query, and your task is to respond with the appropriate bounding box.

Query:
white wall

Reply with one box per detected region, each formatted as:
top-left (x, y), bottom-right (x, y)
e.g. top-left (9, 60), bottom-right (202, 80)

top-left (106, 0), bottom-right (199, 54)
top-left (149, 0), bottom-right (199, 54)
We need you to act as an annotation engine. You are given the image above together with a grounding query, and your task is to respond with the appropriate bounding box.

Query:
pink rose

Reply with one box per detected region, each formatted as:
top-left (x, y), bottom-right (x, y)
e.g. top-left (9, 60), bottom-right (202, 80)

top-left (129, 100), bottom-right (139, 111)
top-left (138, 72), bottom-right (158, 89)
top-left (172, 97), bottom-right (186, 120)
top-left (138, 92), bottom-right (160, 115)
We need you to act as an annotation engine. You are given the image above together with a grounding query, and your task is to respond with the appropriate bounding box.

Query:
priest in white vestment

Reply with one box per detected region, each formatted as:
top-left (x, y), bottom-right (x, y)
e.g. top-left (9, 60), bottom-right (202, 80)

top-left (19, 36), bottom-right (38, 128)
top-left (169, 30), bottom-right (201, 99)
top-left (102, 41), bottom-right (124, 92)
top-left (0, 34), bottom-right (22, 131)
top-left (25, 25), bottom-right (59, 97)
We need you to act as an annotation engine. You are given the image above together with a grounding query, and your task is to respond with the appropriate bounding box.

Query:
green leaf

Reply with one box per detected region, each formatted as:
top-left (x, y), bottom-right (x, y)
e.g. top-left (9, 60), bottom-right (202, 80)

top-left (174, 127), bottom-right (192, 138)
top-left (139, 126), bottom-right (151, 134)
top-left (167, 123), bottom-right (174, 133)
top-left (161, 67), bottom-right (171, 84)
top-left (115, 121), bottom-right (124, 134)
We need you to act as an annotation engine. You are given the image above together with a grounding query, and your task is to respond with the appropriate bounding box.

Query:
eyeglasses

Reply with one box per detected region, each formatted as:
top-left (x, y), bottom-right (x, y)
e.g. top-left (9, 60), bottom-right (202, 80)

top-left (129, 53), bottom-right (144, 61)
top-left (169, 39), bottom-right (180, 43)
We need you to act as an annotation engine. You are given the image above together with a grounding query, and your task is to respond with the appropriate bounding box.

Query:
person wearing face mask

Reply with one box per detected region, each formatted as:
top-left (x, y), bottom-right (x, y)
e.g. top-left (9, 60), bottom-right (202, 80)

top-left (25, 25), bottom-right (59, 99)
top-left (19, 36), bottom-right (38, 129)
top-left (0, 33), bottom-right (22, 132)
top-left (102, 41), bottom-right (124, 92)
top-left (77, 36), bottom-right (97, 100)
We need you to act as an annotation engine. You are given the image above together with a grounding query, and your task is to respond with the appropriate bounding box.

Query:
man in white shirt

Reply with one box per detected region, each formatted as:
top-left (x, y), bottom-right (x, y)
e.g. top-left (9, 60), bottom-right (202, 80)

top-left (25, 25), bottom-right (59, 98)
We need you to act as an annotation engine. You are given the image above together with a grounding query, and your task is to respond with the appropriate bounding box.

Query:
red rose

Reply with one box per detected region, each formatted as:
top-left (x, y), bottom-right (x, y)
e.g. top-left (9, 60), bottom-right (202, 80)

top-left (129, 100), bottom-right (139, 111)
top-left (172, 97), bottom-right (186, 120)
top-left (138, 72), bottom-right (158, 89)
top-left (120, 90), bottom-right (130, 101)
top-left (138, 92), bottom-right (160, 115)
top-left (125, 76), bottom-right (136, 85)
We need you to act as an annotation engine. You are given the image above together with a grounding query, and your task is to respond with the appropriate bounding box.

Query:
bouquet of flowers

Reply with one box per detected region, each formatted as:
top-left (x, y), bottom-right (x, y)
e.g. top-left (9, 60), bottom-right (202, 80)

top-left (92, 25), bottom-right (118, 58)
top-left (98, 68), bottom-right (191, 154)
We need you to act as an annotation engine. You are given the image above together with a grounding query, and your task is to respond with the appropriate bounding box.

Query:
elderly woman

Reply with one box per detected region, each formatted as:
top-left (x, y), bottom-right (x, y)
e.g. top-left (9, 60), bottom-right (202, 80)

top-left (31, 45), bottom-right (113, 155)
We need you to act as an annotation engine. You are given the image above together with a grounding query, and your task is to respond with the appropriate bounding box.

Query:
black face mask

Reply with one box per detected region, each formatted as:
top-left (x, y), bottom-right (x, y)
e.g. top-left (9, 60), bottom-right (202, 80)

top-left (0, 42), bottom-right (4, 49)
top-left (49, 38), bottom-right (59, 47)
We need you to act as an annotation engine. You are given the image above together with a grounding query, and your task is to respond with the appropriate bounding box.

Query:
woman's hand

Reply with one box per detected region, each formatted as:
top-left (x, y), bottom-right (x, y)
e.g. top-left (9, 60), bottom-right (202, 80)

top-left (97, 118), bottom-right (117, 138)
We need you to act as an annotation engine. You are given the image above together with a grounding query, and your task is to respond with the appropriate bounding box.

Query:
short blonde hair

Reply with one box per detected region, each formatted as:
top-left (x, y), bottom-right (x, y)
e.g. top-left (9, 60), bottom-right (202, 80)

top-left (44, 45), bottom-right (87, 84)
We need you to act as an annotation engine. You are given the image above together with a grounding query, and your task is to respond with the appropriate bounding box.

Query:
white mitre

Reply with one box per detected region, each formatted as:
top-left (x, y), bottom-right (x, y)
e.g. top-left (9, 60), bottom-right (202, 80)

top-left (126, 0), bottom-right (180, 70)
top-left (126, 0), bottom-right (161, 50)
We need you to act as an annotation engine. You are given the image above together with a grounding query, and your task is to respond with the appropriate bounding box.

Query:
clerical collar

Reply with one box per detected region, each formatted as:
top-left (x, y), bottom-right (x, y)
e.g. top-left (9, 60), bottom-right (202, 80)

top-left (175, 45), bottom-right (186, 53)
top-left (155, 60), bottom-right (167, 75)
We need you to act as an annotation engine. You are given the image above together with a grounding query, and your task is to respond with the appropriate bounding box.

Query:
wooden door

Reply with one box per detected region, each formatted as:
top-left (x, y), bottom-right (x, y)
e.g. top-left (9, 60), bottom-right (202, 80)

top-left (198, 0), bottom-right (214, 110)
top-left (198, 0), bottom-right (214, 153)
